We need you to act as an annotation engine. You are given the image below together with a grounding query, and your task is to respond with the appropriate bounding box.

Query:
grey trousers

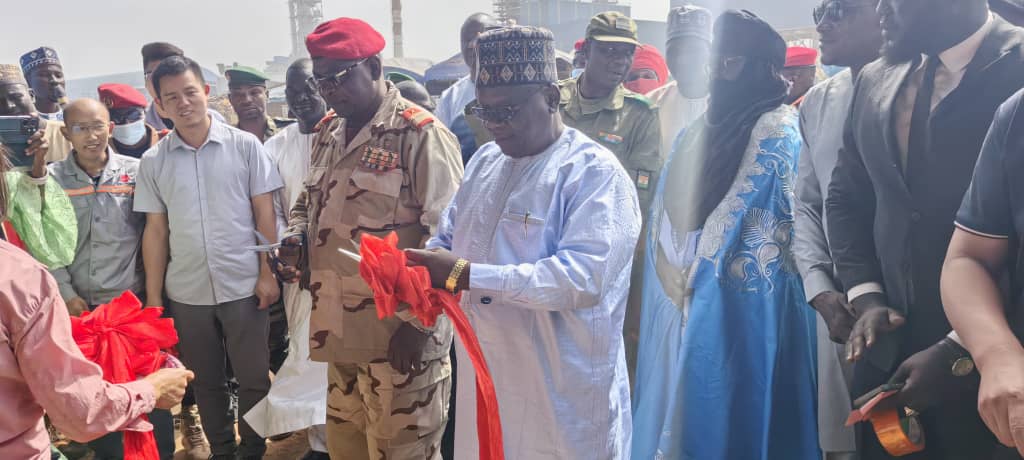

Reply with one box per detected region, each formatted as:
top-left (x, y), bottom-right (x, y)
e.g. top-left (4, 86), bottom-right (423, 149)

top-left (168, 296), bottom-right (270, 457)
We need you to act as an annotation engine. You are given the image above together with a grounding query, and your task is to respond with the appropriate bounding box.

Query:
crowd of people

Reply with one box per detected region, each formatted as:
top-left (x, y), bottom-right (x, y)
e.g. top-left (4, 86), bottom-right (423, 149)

top-left (7, 0), bottom-right (1024, 459)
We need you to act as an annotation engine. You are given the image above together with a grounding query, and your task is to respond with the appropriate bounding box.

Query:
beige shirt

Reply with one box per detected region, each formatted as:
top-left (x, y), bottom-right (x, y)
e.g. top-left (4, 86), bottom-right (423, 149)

top-left (287, 84), bottom-right (463, 364)
top-left (43, 120), bottom-right (71, 163)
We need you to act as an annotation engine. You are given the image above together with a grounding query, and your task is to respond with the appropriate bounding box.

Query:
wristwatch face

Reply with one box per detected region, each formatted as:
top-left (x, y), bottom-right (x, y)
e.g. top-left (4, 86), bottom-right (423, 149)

top-left (951, 357), bottom-right (975, 377)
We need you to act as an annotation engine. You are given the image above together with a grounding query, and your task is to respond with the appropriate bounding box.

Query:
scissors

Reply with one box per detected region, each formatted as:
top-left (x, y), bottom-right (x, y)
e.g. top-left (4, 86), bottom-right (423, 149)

top-left (246, 230), bottom-right (288, 279)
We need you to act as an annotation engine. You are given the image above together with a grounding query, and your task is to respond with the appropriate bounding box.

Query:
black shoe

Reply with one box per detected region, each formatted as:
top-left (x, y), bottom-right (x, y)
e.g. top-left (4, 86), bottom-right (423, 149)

top-left (299, 452), bottom-right (330, 460)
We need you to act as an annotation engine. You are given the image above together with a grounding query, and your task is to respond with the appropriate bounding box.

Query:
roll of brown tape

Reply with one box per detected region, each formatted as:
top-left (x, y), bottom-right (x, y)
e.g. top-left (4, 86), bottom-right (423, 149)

top-left (869, 408), bottom-right (925, 456)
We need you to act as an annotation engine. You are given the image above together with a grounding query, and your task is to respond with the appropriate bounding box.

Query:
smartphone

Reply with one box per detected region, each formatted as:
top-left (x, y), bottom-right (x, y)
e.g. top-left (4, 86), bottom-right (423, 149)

top-left (853, 382), bottom-right (906, 409)
top-left (0, 116), bottom-right (40, 169)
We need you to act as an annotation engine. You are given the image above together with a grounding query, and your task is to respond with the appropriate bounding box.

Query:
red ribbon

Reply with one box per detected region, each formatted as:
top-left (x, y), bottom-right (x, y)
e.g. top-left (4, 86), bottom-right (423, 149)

top-left (358, 233), bottom-right (504, 460)
top-left (70, 291), bottom-right (179, 460)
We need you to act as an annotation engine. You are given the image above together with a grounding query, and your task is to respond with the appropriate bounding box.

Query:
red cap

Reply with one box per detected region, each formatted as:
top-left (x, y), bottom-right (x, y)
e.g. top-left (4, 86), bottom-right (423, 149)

top-left (306, 18), bottom-right (386, 60)
top-left (785, 46), bottom-right (818, 68)
top-left (97, 83), bottom-right (148, 110)
top-left (574, 39), bottom-right (586, 51)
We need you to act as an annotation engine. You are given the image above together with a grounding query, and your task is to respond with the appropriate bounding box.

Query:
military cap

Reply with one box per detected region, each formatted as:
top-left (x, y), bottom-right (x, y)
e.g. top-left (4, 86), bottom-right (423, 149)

top-left (0, 64), bottom-right (28, 86)
top-left (586, 12), bottom-right (640, 46)
top-left (98, 83), bottom-right (148, 110)
top-left (475, 26), bottom-right (558, 88)
top-left (306, 18), bottom-right (386, 60)
top-left (386, 72), bottom-right (415, 84)
top-left (225, 66), bottom-right (269, 88)
top-left (667, 5), bottom-right (712, 43)
top-left (20, 46), bottom-right (61, 74)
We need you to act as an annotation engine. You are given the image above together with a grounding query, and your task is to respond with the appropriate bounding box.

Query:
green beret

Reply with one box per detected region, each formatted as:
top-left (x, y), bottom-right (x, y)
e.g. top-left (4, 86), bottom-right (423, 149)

top-left (226, 65), bottom-right (269, 88)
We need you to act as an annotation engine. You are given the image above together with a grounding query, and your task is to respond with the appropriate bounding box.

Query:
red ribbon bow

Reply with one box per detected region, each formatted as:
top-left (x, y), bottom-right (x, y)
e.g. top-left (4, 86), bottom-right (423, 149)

top-left (358, 233), bottom-right (504, 459)
top-left (70, 291), bottom-right (179, 460)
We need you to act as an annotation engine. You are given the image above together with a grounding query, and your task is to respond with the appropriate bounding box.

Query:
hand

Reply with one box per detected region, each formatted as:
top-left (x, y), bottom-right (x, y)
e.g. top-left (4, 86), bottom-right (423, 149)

top-left (25, 128), bottom-right (48, 179)
top-left (272, 235), bottom-right (305, 284)
top-left (255, 272), bottom-right (280, 310)
top-left (65, 297), bottom-right (88, 317)
top-left (847, 293), bottom-right (905, 362)
top-left (144, 368), bottom-right (195, 410)
top-left (387, 322), bottom-right (431, 374)
top-left (977, 348), bottom-right (1024, 454)
top-left (145, 297), bottom-right (163, 307)
top-left (405, 248), bottom-right (462, 291)
top-left (810, 291), bottom-right (856, 344)
top-left (888, 339), bottom-right (977, 411)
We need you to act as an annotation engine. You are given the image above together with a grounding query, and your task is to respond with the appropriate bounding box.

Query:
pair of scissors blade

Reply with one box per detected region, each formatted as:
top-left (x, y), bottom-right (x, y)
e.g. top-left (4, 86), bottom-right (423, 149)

top-left (245, 243), bottom-right (280, 253)
top-left (338, 246), bottom-right (362, 261)
top-left (248, 230), bottom-right (282, 253)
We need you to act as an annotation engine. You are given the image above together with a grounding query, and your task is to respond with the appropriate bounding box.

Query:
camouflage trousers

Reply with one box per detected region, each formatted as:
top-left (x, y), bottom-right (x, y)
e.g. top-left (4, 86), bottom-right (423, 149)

top-left (326, 356), bottom-right (451, 460)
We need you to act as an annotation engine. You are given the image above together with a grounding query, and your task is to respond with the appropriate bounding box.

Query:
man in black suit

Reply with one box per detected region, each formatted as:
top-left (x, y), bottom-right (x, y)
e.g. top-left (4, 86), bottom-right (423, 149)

top-left (826, 0), bottom-right (1024, 458)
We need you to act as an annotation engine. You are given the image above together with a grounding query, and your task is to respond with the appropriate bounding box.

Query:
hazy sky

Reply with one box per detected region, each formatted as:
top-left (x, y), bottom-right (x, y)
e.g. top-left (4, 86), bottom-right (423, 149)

top-left (3, 0), bottom-right (668, 79)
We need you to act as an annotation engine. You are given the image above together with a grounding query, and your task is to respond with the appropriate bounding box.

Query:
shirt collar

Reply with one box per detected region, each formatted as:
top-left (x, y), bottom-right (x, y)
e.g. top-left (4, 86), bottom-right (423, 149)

top-left (65, 147), bottom-right (121, 182)
top-left (573, 79), bottom-right (625, 115)
top-left (939, 12), bottom-right (994, 73)
top-left (167, 115), bottom-right (228, 151)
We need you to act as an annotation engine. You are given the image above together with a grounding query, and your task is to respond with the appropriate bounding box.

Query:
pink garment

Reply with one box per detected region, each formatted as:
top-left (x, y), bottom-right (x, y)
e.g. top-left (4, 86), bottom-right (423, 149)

top-left (0, 240), bottom-right (155, 460)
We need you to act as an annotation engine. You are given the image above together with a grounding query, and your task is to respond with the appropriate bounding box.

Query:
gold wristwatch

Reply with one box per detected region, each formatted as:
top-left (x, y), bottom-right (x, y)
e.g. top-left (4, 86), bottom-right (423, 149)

top-left (446, 258), bottom-right (469, 294)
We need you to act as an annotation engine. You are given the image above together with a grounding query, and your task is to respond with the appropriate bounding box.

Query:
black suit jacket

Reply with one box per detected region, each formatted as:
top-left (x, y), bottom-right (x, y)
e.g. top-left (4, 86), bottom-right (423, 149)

top-left (827, 17), bottom-right (1024, 371)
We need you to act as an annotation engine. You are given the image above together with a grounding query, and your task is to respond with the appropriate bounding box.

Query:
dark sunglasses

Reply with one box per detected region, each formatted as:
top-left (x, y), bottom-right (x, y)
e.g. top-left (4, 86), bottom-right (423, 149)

top-left (468, 87), bottom-right (545, 125)
top-left (813, 1), bottom-right (872, 25)
top-left (308, 58), bottom-right (366, 92)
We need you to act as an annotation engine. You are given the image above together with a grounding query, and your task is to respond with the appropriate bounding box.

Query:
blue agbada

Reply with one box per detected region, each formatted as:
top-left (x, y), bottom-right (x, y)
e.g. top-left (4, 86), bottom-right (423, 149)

top-left (631, 105), bottom-right (819, 459)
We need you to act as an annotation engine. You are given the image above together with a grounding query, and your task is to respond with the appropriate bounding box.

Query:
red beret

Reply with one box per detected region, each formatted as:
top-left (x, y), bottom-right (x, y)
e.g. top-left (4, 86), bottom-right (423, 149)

top-left (574, 39), bottom-right (585, 51)
top-left (306, 18), bottom-right (386, 60)
top-left (97, 83), bottom-right (148, 110)
top-left (785, 46), bottom-right (818, 68)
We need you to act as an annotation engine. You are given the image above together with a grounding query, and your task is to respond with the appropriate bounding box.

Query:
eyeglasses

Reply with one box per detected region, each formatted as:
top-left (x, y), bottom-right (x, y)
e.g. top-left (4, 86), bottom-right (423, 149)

top-left (468, 87), bottom-right (544, 125)
top-left (68, 123), bottom-right (109, 136)
top-left (813, 0), bottom-right (872, 25)
top-left (307, 59), bottom-right (366, 92)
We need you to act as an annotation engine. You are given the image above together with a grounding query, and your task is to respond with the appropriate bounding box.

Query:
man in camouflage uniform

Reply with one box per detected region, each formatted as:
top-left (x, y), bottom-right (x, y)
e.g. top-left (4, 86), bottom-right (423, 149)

top-left (226, 66), bottom-right (296, 143)
top-left (277, 18), bottom-right (463, 460)
top-left (560, 11), bottom-right (663, 381)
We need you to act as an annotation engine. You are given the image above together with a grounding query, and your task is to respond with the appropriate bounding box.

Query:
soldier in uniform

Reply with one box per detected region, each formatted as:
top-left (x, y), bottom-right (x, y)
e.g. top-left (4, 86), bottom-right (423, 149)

top-left (226, 66), bottom-right (295, 143)
top-left (48, 98), bottom-right (176, 460)
top-left (559, 11), bottom-right (662, 215)
top-left (276, 18), bottom-right (463, 460)
top-left (98, 83), bottom-right (167, 158)
top-left (560, 11), bottom-right (662, 380)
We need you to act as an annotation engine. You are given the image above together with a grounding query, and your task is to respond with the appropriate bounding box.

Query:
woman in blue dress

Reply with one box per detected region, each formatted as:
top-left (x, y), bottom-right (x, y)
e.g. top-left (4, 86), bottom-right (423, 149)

top-left (632, 10), bottom-right (819, 460)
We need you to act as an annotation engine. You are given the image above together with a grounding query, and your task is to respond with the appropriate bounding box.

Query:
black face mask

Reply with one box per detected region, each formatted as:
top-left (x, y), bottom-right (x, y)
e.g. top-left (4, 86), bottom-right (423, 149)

top-left (665, 59), bottom-right (788, 233)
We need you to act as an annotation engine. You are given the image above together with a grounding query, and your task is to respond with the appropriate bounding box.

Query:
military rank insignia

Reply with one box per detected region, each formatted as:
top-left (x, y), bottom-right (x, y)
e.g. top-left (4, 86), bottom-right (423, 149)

top-left (598, 131), bottom-right (624, 145)
top-left (359, 145), bottom-right (399, 172)
top-left (637, 170), bottom-right (652, 190)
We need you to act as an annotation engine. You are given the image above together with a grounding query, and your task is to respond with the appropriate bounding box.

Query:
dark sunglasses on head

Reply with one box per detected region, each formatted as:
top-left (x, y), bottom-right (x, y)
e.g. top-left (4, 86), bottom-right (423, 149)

top-left (813, 0), bottom-right (872, 25)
